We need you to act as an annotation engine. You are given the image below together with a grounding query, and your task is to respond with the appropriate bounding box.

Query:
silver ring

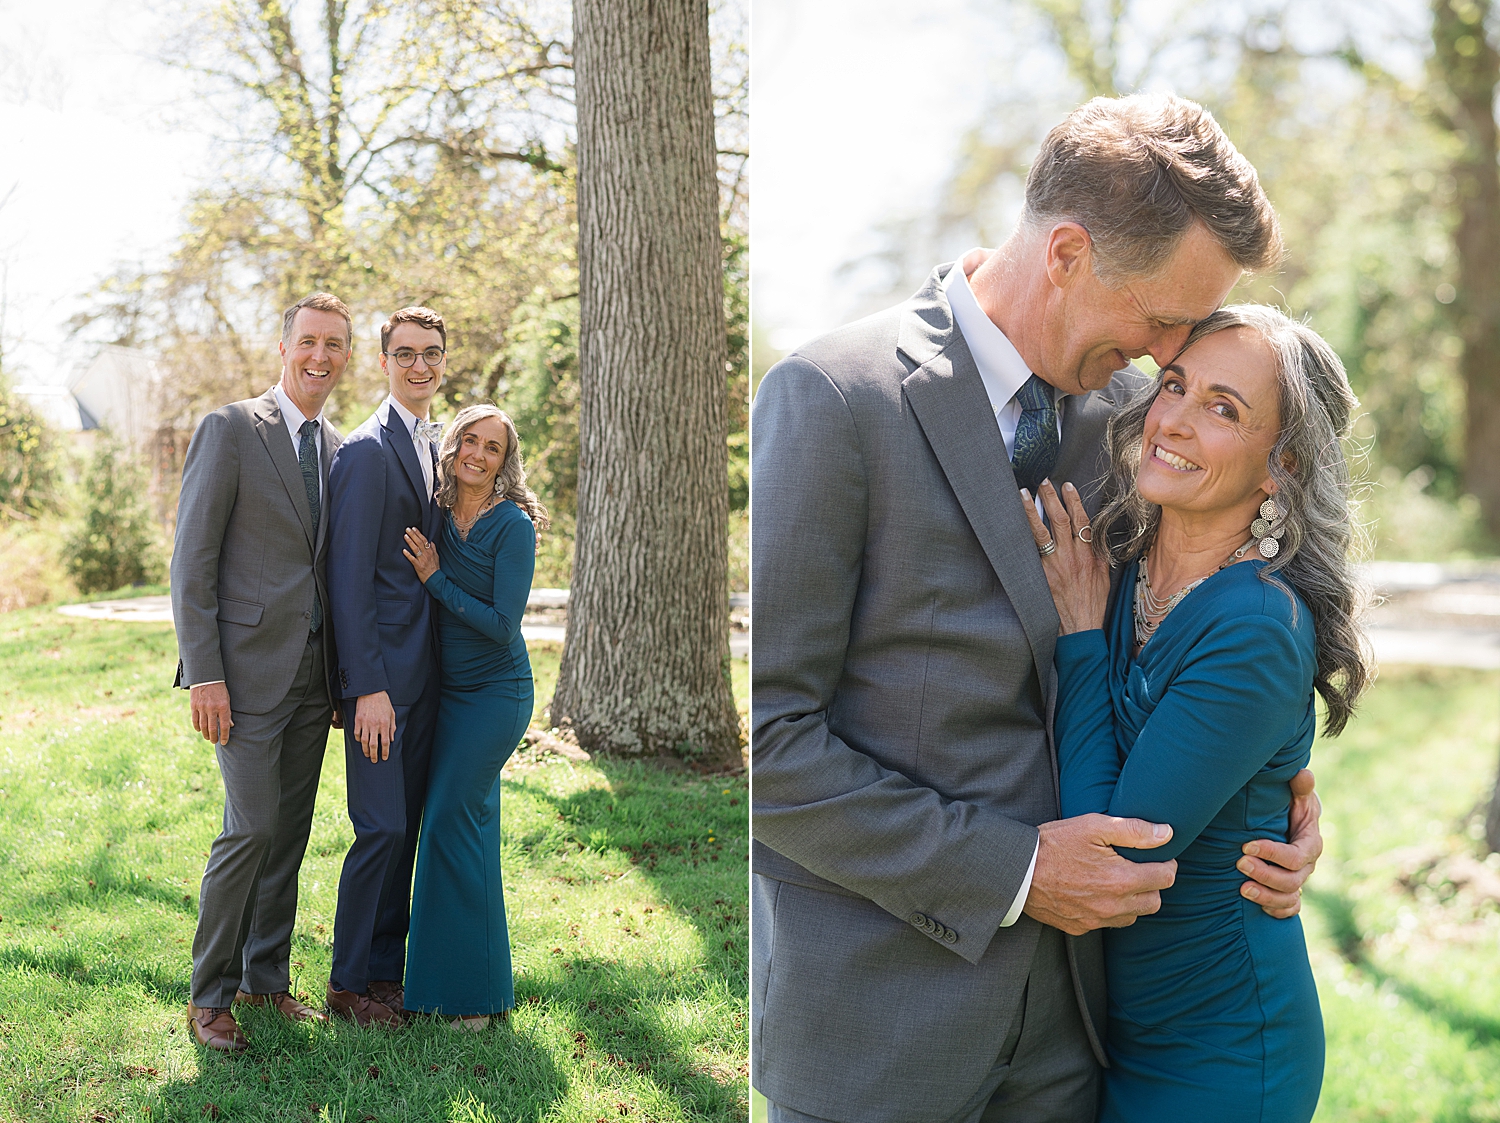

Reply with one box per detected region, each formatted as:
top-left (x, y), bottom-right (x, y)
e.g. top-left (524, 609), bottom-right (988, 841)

top-left (1077, 525), bottom-right (1093, 543)
top-left (1038, 538), bottom-right (1057, 557)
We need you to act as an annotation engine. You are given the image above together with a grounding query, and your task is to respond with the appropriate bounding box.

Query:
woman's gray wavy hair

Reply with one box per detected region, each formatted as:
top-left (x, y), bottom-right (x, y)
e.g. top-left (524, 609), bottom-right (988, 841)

top-left (1090, 304), bottom-right (1371, 735)
top-left (435, 404), bottom-right (550, 539)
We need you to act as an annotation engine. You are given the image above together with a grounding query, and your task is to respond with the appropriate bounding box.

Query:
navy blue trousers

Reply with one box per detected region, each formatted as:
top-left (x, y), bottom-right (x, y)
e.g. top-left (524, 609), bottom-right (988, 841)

top-left (329, 676), bottom-right (439, 994)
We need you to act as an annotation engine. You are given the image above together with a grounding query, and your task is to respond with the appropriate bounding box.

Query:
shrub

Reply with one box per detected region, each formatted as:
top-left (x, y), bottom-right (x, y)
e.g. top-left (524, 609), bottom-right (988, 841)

top-left (65, 435), bottom-right (165, 593)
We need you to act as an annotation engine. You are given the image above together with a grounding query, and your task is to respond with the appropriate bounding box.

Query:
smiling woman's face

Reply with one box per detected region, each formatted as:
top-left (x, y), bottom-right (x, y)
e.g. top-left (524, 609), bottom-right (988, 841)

top-left (455, 415), bottom-right (510, 493)
top-left (1137, 326), bottom-right (1282, 522)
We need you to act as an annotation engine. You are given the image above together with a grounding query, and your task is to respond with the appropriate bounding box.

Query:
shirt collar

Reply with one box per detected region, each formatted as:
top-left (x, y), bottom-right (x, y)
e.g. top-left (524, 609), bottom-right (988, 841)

top-left (385, 394), bottom-right (423, 436)
top-left (944, 254), bottom-right (1043, 415)
top-left (273, 381), bottom-right (321, 432)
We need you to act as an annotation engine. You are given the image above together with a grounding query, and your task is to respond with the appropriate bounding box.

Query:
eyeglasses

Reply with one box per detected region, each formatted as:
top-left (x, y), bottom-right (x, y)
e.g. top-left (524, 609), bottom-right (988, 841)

top-left (384, 347), bottom-right (447, 368)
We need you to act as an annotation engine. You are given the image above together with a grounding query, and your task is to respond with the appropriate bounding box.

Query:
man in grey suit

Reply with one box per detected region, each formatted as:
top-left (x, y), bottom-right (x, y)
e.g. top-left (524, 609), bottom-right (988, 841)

top-left (172, 292), bottom-right (350, 1051)
top-left (752, 95), bottom-right (1324, 1121)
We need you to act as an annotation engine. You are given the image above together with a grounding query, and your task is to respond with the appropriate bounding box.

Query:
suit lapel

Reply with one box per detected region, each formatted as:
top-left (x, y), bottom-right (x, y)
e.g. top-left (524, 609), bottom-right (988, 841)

top-left (253, 388), bottom-right (316, 549)
top-left (380, 401), bottom-right (429, 509)
top-left (900, 323), bottom-right (1061, 689)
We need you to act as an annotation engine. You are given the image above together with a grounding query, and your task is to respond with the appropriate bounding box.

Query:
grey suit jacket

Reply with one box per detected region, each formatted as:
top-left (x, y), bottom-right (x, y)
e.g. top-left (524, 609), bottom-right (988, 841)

top-left (750, 265), bottom-right (1148, 1121)
top-left (172, 387), bottom-right (343, 715)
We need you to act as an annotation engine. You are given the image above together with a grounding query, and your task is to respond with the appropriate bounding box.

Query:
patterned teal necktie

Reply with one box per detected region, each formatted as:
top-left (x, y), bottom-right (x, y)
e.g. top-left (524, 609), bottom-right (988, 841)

top-left (297, 419), bottom-right (323, 633)
top-left (1010, 373), bottom-right (1059, 493)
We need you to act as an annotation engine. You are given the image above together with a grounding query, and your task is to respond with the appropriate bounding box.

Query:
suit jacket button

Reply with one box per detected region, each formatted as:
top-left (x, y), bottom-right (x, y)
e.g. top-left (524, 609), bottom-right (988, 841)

top-left (924, 918), bottom-right (937, 933)
top-left (944, 929), bottom-right (958, 944)
top-left (303, 610), bottom-right (311, 620)
top-left (908, 913), bottom-right (925, 927)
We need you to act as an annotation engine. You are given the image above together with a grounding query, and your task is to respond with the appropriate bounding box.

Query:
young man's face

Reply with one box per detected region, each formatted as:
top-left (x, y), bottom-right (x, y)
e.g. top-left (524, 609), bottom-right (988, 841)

top-left (1039, 221), bottom-right (1242, 394)
top-left (381, 322), bottom-right (446, 417)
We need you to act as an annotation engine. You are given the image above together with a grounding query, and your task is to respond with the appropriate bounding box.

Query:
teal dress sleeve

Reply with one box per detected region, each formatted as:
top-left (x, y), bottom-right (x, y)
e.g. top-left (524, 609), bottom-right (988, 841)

top-left (1055, 599), bottom-right (1311, 864)
top-left (424, 506), bottom-right (536, 645)
top-left (1054, 628), bottom-right (1121, 818)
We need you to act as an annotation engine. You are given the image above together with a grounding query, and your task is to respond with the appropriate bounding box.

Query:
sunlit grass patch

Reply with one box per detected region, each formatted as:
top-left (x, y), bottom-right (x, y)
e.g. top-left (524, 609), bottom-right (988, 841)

top-left (0, 609), bottom-right (747, 1122)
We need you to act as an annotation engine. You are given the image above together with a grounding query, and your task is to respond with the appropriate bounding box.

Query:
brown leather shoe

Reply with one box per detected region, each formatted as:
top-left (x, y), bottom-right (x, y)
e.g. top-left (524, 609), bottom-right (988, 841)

top-left (326, 983), bottom-right (402, 1028)
top-left (188, 1003), bottom-right (249, 1053)
top-left (236, 990), bottom-right (328, 1023)
top-left (367, 979), bottom-right (404, 1014)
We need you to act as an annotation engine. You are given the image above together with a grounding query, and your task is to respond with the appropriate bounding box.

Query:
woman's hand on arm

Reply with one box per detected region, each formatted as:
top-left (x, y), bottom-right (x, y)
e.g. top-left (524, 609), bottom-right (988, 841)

top-left (1020, 479), bottom-right (1110, 635)
top-left (402, 526), bottom-right (439, 583)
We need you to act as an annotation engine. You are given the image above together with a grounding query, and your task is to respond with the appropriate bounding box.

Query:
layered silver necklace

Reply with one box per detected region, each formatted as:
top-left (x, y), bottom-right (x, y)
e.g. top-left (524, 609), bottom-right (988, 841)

top-left (1132, 535), bottom-right (1257, 649)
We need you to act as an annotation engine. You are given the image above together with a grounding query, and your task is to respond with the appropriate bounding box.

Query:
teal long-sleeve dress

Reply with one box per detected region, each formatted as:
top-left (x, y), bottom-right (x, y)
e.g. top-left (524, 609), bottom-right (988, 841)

top-left (1054, 558), bottom-right (1323, 1123)
top-left (404, 499), bottom-right (536, 1016)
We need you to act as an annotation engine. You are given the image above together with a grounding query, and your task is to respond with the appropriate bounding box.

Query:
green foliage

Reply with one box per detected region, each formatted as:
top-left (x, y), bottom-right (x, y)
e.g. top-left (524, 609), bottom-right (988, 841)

top-left (64, 436), bottom-right (165, 594)
top-left (0, 615), bottom-right (748, 1121)
top-left (0, 376), bottom-right (63, 519)
top-left (1303, 665), bottom-right (1500, 1119)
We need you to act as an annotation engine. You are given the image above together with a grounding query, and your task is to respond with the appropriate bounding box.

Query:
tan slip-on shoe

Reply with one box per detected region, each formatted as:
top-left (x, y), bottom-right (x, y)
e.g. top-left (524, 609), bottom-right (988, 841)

top-left (188, 1003), bottom-right (249, 1053)
top-left (367, 979), bottom-right (404, 1016)
top-left (325, 983), bottom-right (403, 1028)
top-left (236, 990), bottom-right (328, 1023)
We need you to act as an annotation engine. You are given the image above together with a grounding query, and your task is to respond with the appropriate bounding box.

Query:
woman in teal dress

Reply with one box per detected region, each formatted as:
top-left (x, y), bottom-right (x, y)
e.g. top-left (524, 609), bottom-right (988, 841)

top-left (400, 404), bottom-right (548, 1031)
top-left (1022, 305), bottom-right (1369, 1122)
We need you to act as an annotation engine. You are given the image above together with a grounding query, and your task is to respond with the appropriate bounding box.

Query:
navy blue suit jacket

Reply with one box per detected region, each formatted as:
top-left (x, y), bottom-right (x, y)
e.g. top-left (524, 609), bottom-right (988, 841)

top-left (328, 400), bottom-right (442, 705)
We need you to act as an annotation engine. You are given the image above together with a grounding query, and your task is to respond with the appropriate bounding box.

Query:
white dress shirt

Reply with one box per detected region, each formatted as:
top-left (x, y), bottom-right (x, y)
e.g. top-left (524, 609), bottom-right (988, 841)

top-left (386, 395), bottom-right (435, 498)
top-left (943, 254), bottom-right (1057, 929)
top-left (273, 382), bottom-right (326, 503)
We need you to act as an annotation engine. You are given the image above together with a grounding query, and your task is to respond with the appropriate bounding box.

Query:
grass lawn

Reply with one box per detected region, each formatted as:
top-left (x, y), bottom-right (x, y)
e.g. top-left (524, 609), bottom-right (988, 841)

top-left (0, 606), bottom-right (748, 1122)
top-left (751, 665), bottom-right (1500, 1122)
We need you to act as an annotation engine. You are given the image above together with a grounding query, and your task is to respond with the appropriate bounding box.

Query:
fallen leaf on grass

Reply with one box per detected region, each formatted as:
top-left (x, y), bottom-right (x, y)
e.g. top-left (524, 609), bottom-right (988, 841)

top-left (202, 1105), bottom-right (220, 1120)
top-left (367, 1065), bottom-right (380, 1079)
top-left (123, 1065), bottom-right (159, 1079)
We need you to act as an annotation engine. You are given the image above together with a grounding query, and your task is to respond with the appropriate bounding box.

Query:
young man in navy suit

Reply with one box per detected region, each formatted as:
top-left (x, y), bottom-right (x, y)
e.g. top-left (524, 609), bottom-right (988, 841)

top-left (325, 306), bottom-right (449, 1025)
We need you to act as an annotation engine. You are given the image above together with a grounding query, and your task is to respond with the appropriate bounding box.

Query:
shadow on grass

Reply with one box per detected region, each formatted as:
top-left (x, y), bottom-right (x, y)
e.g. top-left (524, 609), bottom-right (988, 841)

top-left (0, 943), bottom-right (188, 1005)
top-left (1305, 883), bottom-right (1500, 1048)
top-left (6, 837), bottom-right (202, 920)
top-left (502, 757), bottom-right (747, 957)
top-left (151, 1007), bottom-right (568, 1123)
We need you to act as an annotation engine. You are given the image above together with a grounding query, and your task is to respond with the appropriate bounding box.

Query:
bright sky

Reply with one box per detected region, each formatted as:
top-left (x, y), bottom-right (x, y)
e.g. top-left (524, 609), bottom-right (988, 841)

top-left (1, 0), bottom-right (209, 385)
top-left (748, 0), bottom-right (1429, 357)
top-left (750, 0), bottom-right (1024, 355)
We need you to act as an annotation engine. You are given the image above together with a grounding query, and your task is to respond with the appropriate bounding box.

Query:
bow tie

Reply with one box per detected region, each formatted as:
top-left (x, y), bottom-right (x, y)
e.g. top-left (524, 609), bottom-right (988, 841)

top-left (414, 419), bottom-right (444, 444)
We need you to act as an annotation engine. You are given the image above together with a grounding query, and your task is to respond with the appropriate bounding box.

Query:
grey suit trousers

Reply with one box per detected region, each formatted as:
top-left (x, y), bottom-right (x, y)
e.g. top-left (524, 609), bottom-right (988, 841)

top-left (756, 875), bottom-right (1098, 1123)
top-left (190, 638), bottom-right (331, 1007)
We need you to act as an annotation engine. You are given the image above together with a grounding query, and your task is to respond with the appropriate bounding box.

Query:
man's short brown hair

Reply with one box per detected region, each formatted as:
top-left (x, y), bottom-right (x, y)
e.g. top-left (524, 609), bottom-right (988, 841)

top-left (281, 292), bottom-right (353, 345)
top-left (1024, 93), bottom-right (1283, 285)
top-left (380, 306), bottom-right (446, 353)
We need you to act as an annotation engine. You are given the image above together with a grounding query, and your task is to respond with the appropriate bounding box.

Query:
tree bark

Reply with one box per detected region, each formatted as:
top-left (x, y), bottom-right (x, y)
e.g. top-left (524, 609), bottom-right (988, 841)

top-left (553, 0), bottom-right (739, 765)
top-left (1432, 0), bottom-right (1500, 536)
top-left (1432, 0), bottom-right (1500, 851)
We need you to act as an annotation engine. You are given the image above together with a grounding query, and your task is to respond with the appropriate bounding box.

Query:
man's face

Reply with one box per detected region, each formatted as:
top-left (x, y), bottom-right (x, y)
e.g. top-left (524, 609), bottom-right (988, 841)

top-left (381, 322), bottom-right (446, 418)
top-left (278, 308), bottom-right (351, 415)
top-left (1039, 221), bottom-right (1242, 395)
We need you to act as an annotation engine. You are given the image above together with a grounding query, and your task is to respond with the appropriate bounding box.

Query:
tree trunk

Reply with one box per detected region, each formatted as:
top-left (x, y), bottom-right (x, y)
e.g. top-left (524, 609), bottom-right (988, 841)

top-left (553, 0), bottom-right (739, 765)
top-left (1487, 746), bottom-right (1500, 853)
top-left (1432, 0), bottom-right (1500, 850)
top-left (1433, 0), bottom-right (1500, 537)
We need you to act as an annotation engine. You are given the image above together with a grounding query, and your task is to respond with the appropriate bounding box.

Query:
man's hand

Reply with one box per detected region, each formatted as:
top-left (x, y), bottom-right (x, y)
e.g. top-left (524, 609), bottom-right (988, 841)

top-left (354, 691), bottom-right (397, 763)
top-left (330, 706), bottom-right (343, 730)
top-left (1023, 814), bottom-right (1178, 936)
top-left (1239, 767), bottom-right (1322, 919)
top-left (190, 682), bottom-right (234, 746)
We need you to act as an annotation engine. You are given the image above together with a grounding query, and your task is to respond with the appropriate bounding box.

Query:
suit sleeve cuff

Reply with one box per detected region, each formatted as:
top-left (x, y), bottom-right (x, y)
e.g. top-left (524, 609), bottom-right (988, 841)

top-left (189, 680), bottom-right (226, 688)
top-left (999, 835), bottom-right (1039, 928)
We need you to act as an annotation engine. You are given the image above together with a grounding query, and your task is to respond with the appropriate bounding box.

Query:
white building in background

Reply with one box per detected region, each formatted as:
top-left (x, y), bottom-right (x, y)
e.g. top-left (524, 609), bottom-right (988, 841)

top-left (15, 346), bottom-right (182, 530)
top-left (14, 346), bottom-right (165, 447)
